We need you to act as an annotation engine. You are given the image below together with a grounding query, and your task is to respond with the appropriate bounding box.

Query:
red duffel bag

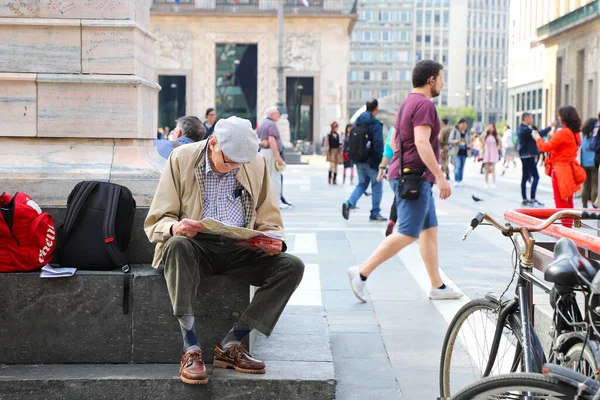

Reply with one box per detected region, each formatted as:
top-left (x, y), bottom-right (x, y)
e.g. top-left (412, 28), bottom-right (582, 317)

top-left (0, 192), bottom-right (56, 272)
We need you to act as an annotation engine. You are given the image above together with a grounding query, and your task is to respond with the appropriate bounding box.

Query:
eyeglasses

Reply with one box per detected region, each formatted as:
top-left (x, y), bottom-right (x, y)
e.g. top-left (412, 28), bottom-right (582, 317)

top-left (220, 151), bottom-right (239, 166)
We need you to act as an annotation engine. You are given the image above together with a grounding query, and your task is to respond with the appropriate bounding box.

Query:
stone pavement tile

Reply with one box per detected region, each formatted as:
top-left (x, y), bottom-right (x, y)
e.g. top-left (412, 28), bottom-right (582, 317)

top-left (328, 324), bottom-right (381, 333)
top-left (334, 359), bottom-right (398, 390)
top-left (383, 328), bottom-right (446, 369)
top-left (316, 231), bottom-right (349, 241)
top-left (336, 387), bottom-right (403, 400)
top-left (326, 310), bottom-right (379, 326)
top-left (321, 289), bottom-right (374, 311)
top-left (329, 332), bottom-right (388, 359)
top-left (253, 333), bottom-right (332, 362)
top-left (372, 300), bottom-right (449, 331)
top-left (319, 265), bottom-right (358, 291)
top-left (366, 267), bottom-right (426, 302)
top-left (394, 365), bottom-right (441, 400)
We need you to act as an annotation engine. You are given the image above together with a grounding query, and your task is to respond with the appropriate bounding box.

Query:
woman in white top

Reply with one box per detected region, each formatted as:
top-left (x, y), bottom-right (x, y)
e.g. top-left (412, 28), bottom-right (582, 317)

top-left (502, 125), bottom-right (516, 174)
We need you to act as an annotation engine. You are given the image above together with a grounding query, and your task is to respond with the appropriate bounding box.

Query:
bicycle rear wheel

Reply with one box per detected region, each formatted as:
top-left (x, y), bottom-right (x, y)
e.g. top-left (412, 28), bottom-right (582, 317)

top-left (439, 298), bottom-right (544, 398)
top-left (451, 373), bottom-right (581, 400)
top-left (562, 341), bottom-right (600, 378)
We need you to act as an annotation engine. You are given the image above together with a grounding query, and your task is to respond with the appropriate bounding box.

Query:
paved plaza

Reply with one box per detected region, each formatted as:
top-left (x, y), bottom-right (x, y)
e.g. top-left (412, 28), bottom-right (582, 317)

top-left (281, 157), bottom-right (556, 399)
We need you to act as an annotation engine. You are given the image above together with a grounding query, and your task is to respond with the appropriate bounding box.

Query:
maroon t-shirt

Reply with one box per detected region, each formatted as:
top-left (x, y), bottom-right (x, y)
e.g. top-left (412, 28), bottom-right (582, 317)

top-left (388, 93), bottom-right (441, 184)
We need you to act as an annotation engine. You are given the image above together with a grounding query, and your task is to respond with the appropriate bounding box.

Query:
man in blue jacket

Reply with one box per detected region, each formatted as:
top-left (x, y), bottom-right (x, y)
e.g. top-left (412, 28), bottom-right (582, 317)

top-left (517, 112), bottom-right (553, 206)
top-left (342, 99), bottom-right (386, 221)
top-left (155, 116), bottom-right (205, 160)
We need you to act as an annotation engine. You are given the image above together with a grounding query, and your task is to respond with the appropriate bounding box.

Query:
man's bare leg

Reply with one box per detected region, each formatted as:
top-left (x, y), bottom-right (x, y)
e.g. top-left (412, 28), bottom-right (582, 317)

top-left (418, 226), bottom-right (443, 288)
top-left (359, 232), bottom-right (417, 277)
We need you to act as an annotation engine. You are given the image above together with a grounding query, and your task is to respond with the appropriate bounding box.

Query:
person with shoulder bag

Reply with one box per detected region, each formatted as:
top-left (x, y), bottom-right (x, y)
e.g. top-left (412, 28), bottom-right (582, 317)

top-left (346, 60), bottom-right (463, 304)
top-left (533, 106), bottom-right (586, 228)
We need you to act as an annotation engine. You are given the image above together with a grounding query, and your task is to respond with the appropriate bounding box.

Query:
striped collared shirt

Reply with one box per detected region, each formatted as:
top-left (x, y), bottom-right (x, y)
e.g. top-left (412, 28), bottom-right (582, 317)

top-left (200, 151), bottom-right (245, 227)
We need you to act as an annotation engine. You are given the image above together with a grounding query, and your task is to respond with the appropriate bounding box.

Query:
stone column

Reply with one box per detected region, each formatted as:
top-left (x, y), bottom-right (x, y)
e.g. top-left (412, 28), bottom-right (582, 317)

top-left (0, 0), bottom-right (160, 206)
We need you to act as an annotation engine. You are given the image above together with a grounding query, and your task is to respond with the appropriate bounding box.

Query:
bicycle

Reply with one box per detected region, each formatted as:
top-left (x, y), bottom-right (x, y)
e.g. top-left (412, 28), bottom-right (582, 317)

top-left (439, 209), bottom-right (600, 399)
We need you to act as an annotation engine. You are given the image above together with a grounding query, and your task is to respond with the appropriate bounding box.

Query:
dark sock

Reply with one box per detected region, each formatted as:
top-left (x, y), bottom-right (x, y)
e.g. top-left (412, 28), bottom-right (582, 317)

top-left (438, 283), bottom-right (447, 289)
top-left (359, 273), bottom-right (368, 281)
top-left (220, 321), bottom-right (251, 350)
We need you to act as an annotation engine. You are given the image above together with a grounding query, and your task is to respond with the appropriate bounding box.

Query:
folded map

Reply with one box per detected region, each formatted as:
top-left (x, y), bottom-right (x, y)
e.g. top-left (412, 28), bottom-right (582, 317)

top-left (198, 218), bottom-right (284, 241)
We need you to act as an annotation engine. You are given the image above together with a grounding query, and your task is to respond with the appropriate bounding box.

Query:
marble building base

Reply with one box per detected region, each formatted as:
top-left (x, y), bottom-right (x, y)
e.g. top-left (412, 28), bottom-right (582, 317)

top-left (0, 138), bottom-right (164, 206)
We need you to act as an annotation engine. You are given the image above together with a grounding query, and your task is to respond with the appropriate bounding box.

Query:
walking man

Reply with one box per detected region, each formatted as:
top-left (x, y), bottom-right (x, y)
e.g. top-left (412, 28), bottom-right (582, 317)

top-left (449, 119), bottom-right (471, 187)
top-left (342, 99), bottom-right (386, 221)
top-left (145, 116), bottom-right (304, 384)
top-left (347, 60), bottom-right (462, 302)
top-left (439, 118), bottom-right (452, 180)
top-left (257, 107), bottom-right (288, 210)
top-left (517, 113), bottom-right (545, 206)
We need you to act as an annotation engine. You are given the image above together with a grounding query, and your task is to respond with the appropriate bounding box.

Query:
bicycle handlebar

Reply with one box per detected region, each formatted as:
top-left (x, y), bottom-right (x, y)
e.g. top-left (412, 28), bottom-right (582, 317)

top-left (462, 209), bottom-right (590, 241)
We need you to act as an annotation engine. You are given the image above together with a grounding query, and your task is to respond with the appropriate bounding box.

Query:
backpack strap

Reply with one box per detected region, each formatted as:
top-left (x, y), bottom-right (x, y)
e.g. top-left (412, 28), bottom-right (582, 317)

top-left (62, 181), bottom-right (98, 241)
top-left (102, 184), bottom-right (132, 314)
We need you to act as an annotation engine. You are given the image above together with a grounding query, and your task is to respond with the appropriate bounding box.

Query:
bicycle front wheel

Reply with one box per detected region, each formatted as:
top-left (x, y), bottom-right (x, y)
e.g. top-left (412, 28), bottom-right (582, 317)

top-left (451, 373), bottom-right (580, 400)
top-left (439, 298), bottom-right (543, 398)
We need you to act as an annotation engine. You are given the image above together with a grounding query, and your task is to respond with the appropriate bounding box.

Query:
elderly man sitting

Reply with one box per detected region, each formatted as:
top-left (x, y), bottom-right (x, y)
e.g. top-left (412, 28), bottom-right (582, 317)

top-left (145, 116), bottom-right (305, 385)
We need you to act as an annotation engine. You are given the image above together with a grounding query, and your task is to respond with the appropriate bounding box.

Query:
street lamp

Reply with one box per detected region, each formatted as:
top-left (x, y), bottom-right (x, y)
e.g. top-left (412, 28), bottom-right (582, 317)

top-left (171, 83), bottom-right (178, 121)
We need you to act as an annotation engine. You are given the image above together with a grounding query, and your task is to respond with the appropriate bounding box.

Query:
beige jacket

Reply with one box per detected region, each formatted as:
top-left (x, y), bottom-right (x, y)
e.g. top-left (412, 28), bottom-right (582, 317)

top-left (144, 140), bottom-right (285, 268)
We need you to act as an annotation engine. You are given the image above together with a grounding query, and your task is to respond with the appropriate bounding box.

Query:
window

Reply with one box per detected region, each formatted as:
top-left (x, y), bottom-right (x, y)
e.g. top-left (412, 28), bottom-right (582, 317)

top-left (417, 12), bottom-right (423, 26)
top-left (380, 11), bottom-right (391, 21)
top-left (417, 34), bottom-right (422, 43)
top-left (443, 11), bottom-right (449, 27)
top-left (361, 90), bottom-right (370, 101)
top-left (526, 91), bottom-right (530, 110)
top-left (364, 71), bottom-right (370, 80)
top-left (400, 71), bottom-right (411, 81)
top-left (521, 92), bottom-right (525, 111)
top-left (381, 90), bottom-right (389, 98)
top-left (565, 84), bottom-right (570, 105)
top-left (382, 71), bottom-right (388, 80)
top-left (538, 89), bottom-right (542, 109)
top-left (349, 71), bottom-right (356, 81)
top-left (360, 51), bottom-right (373, 61)
top-left (425, 35), bottom-right (431, 43)
top-left (434, 12), bottom-right (441, 24)
top-left (426, 11), bottom-right (432, 24)
top-left (381, 51), bottom-right (392, 61)
top-left (532, 90), bottom-right (536, 109)
top-left (382, 31), bottom-right (390, 41)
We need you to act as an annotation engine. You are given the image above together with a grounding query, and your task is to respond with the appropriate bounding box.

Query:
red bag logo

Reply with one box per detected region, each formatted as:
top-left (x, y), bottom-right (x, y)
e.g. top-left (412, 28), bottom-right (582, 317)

top-left (0, 192), bottom-right (57, 272)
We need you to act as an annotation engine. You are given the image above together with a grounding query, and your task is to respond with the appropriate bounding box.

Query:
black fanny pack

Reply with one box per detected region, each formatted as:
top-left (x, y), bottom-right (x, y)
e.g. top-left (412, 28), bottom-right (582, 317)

top-left (398, 171), bottom-right (425, 200)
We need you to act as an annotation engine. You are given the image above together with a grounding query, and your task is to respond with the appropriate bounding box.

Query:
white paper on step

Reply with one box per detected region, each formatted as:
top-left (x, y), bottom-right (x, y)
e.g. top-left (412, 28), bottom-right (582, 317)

top-left (40, 264), bottom-right (76, 278)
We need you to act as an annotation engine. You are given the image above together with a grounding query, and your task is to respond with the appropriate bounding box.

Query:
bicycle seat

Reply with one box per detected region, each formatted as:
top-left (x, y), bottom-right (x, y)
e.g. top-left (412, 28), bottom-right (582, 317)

top-left (544, 238), bottom-right (600, 287)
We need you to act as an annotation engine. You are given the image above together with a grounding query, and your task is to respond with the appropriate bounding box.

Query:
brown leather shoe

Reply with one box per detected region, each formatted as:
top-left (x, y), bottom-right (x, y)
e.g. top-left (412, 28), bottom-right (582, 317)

top-left (180, 350), bottom-right (208, 384)
top-left (214, 344), bottom-right (265, 374)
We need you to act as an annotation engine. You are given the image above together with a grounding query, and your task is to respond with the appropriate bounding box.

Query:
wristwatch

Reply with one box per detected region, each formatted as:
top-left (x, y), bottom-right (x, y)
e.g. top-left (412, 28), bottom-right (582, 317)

top-left (379, 166), bottom-right (387, 170)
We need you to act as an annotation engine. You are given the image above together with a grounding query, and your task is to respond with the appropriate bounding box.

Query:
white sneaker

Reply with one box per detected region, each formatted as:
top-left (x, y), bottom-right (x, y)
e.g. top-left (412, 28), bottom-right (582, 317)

top-left (429, 285), bottom-right (464, 300)
top-left (458, 182), bottom-right (465, 187)
top-left (279, 202), bottom-right (290, 210)
top-left (347, 266), bottom-right (367, 303)
top-left (453, 181), bottom-right (459, 187)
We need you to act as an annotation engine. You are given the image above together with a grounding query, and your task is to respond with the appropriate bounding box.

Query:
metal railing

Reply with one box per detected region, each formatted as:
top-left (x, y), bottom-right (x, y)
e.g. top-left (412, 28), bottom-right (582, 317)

top-left (151, 0), bottom-right (358, 15)
top-left (537, 0), bottom-right (599, 38)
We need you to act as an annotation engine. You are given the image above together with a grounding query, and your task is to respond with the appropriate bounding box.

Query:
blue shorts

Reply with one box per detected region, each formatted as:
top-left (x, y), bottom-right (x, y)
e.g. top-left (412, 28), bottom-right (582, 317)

top-left (389, 178), bottom-right (438, 238)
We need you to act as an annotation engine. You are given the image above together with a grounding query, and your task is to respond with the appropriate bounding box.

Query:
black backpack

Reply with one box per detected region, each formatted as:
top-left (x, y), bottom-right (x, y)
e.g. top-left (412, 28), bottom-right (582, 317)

top-left (348, 123), bottom-right (371, 163)
top-left (57, 181), bottom-right (136, 313)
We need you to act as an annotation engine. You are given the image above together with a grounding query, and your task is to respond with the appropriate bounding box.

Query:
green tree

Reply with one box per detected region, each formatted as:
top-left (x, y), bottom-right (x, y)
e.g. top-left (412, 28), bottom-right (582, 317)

top-left (437, 106), bottom-right (477, 128)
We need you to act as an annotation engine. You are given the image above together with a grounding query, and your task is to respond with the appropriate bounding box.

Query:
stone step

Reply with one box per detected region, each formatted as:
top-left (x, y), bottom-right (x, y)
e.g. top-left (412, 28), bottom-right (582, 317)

top-left (0, 306), bottom-right (336, 399)
top-left (0, 265), bottom-right (249, 364)
top-left (0, 207), bottom-right (251, 364)
top-left (0, 361), bottom-right (334, 400)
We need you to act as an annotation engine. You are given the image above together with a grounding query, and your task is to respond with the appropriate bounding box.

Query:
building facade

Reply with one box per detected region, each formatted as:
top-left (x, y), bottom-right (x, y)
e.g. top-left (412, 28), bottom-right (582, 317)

top-left (151, 0), bottom-right (356, 147)
top-left (450, 0), bottom-right (510, 125)
top-left (538, 0), bottom-right (599, 125)
top-left (349, 0), bottom-right (509, 127)
top-left (348, 0), bottom-right (414, 116)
